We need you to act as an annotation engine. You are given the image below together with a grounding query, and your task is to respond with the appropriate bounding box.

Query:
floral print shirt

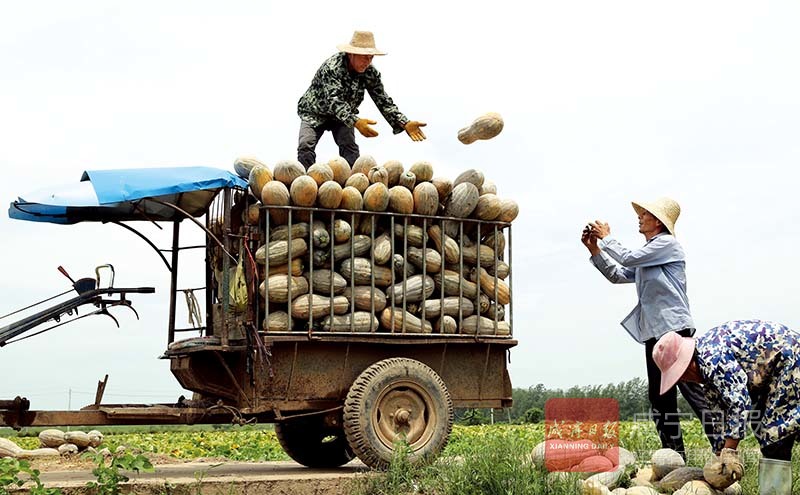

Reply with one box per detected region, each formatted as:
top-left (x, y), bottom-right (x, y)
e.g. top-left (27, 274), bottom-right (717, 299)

top-left (696, 319), bottom-right (800, 447)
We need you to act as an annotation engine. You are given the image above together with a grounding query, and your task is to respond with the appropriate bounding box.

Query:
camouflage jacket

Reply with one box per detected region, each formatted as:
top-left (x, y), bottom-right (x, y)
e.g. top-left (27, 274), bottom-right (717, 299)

top-left (297, 53), bottom-right (409, 134)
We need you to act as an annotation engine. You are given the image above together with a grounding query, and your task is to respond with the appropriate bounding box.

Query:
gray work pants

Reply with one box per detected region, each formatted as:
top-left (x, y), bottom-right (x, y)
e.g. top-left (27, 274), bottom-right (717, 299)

top-left (297, 119), bottom-right (359, 169)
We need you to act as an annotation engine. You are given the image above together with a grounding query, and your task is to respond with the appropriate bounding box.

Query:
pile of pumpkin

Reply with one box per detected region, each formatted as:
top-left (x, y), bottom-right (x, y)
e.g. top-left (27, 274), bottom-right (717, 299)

top-left (233, 155), bottom-right (517, 334)
top-left (530, 443), bottom-right (743, 495)
top-left (0, 429), bottom-right (104, 458)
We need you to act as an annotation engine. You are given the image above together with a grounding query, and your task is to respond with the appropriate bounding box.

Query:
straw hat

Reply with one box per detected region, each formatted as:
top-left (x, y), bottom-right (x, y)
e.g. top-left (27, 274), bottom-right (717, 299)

top-left (652, 331), bottom-right (696, 395)
top-left (337, 31), bottom-right (387, 56)
top-left (631, 197), bottom-right (680, 236)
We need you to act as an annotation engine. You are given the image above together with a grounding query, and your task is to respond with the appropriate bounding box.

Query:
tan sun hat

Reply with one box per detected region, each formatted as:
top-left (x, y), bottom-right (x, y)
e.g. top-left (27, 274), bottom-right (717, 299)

top-left (631, 197), bottom-right (681, 236)
top-left (337, 31), bottom-right (387, 56)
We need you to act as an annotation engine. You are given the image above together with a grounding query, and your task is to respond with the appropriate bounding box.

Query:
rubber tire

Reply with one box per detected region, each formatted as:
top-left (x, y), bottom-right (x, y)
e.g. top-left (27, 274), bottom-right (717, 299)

top-left (274, 416), bottom-right (354, 468)
top-left (343, 357), bottom-right (454, 470)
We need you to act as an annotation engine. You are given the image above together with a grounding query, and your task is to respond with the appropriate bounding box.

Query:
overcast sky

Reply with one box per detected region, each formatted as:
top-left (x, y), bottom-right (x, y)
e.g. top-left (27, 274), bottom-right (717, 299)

top-left (1, 1), bottom-right (799, 411)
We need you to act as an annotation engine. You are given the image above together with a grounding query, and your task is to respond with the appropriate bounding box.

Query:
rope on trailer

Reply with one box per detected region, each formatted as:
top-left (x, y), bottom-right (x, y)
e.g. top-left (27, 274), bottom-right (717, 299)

top-left (183, 289), bottom-right (202, 328)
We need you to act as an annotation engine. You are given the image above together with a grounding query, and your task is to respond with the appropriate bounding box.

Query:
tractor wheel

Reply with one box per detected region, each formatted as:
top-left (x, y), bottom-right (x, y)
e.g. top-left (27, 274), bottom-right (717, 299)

top-left (274, 414), bottom-right (354, 468)
top-left (343, 357), bottom-right (454, 469)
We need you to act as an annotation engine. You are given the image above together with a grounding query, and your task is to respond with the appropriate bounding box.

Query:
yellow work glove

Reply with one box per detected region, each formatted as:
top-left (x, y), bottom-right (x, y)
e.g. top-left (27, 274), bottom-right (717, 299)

top-left (703, 448), bottom-right (744, 490)
top-left (405, 120), bottom-right (427, 141)
top-left (355, 118), bottom-right (379, 138)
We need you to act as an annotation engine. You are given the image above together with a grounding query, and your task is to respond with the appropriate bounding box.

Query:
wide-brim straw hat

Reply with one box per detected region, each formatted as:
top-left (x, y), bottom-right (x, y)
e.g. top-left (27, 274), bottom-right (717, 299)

top-left (337, 31), bottom-right (387, 56)
top-left (631, 197), bottom-right (680, 236)
top-left (652, 331), bottom-right (696, 395)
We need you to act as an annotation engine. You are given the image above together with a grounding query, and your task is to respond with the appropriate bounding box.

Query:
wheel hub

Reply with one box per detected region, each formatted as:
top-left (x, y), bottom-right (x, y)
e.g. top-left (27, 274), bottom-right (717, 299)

top-left (374, 381), bottom-right (437, 450)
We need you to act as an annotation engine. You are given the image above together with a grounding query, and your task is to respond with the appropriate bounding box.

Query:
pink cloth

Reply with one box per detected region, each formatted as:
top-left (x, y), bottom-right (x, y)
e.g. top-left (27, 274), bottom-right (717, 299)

top-left (652, 331), bottom-right (696, 394)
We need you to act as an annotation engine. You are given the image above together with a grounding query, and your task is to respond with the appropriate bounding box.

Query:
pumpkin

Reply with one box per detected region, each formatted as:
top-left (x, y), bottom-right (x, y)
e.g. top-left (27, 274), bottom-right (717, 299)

top-left (654, 467), bottom-right (705, 492)
top-left (703, 449), bottom-right (743, 490)
top-left (368, 166), bottom-right (389, 186)
top-left (234, 156), bottom-right (266, 179)
top-left (651, 448), bottom-right (685, 480)
top-left (314, 235), bottom-right (372, 267)
top-left (39, 429), bottom-right (67, 448)
top-left (363, 182), bottom-right (390, 212)
top-left (343, 286), bottom-right (388, 312)
top-left (352, 154), bottom-right (377, 176)
top-left (345, 172), bottom-right (370, 193)
top-left (460, 315), bottom-right (510, 335)
top-left (271, 223), bottom-right (310, 242)
top-left (306, 163), bottom-right (334, 186)
top-left (0, 438), bottom-right (22, 457)
top-left (64, 431), bottom-right (91, 449)
top-left (340, 257), bottom-right (394, 287)
top-left (248, 164), bottom-right (273, 199)
top-left (624, 488), bottom-right (659, 495)
top-left (380, 308), bottom-right (432, 333)
top-left (327, 156), bottom-right (351, 185)
top-left (486, 260), bottom-right (509, 280)
top-left (583, 465), bottom-right (626, 489)
top-left (574, 455), bottom-right (614, 473)
top-left (333, 219), bottom-right (351, 243)
top-left (581, 480), bottom-right (612, 495)
top-left (372, 233), bottom-right (393, 265)
top-left (58, 443), bottom-right (79, 455)
top-left (428, 225), bottom-right (461, 264)
top-left (406, 247), bottom-right (442, 273)
top-left (419, 297), bottom-right (474, 318)
top-left (263, 311), bottom-right (291, 332)
top-left (497, 199), bottom-right (519, 222)
top-left (16, 448), bottom-right (59, 459)
top-left (383, 160), bottom-right (404, 186)
top-left (413, 182), bottom-right (439, 216)
top-left (462, 244), bottom-right (499, 268)
top-left (394, 224), bottom-right (427, 247)
top-left (261, 181), bottom-right (291, 225)
top-left (393, 254), bottom-right (416, 279)
top-left (433, 270), bottom-right (478, 299)
top-left (431, 177), bottom-right (453, 204)
top-left (673, 481), bottom-right (717, 495)
top-left (311, 220), bottom-right (331, 249)
top-left (268, 259), bottom-right (304, 277)
top-left (454, 169), bottom-right (485, 189)
top-left (473, 194), bottom-right (502, 220)
top-left (409, 161), bottom-right (434, 182)
top-left (317, 181), bottom-right (343, 209)
top-left (245, 204), bottom-right (261, 225)
top-left (398, 171), bottom-right (416, 190)
top-left (274, 159), bottom-right (305, 186)
top-left (290, 294), bottom-right (349, 319)
top-left (255, 239), bottom-right (308, 266)
top-left (290, 175), bottom-right (318, 207)
top-left (322, 312), bottom-right (379, 332)
top-left (259, 275), bottom-right (309, 303)
top-left (480, 180), bottom-right (497, 196)
top-left (306, 270), bottom-right (347, 295)
top-left (384, 274), bottom-right (435, 303)
top-left (602, 446), bottom-right (636, 467)
top-left (482, 230), bottom-right (506, 254)
top-left (457, 112), bottom-right (504, 144)
top-left (434, 315), bottom-right (457, 334)
top-left (339, 186), bottom-right (364, 211)
top-left (444, 182), bottom-right (480, 219)
top-left (388, 186), bottom-right (414, 214)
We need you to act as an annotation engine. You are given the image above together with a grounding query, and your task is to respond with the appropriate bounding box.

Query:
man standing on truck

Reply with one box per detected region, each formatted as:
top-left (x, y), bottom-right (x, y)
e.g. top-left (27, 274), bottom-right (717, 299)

top-left (580, 197), bottom-right (721, 458)
top-left (296, 31), bottom-right (427, 168)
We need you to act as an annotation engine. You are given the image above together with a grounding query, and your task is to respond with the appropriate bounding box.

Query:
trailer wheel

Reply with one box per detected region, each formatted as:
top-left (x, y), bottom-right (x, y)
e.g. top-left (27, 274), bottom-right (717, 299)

top-left (274, 415), bottom-right (354, 468)
top-left (343, 357), bottom-right (454, 469)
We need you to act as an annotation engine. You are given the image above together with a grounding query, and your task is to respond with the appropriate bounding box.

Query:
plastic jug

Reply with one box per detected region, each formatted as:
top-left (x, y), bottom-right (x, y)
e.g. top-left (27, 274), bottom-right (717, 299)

top-left (759, 457), bottom-right (792, 495)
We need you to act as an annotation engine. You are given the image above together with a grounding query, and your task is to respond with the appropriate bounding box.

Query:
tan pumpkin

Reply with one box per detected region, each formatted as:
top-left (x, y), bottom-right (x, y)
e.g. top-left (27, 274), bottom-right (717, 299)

top-left (497, 199), bottom-right (519, 222)
top-left (434, 315), bottom-right (457, 334)
top-left (428, 225), bottom-right (461, 264)
top-left (409, 161), bottom-right (434, 182)
top-left (574, 455), bottom-right (614, 473)
top-left (454, 169), bottom-right (485, 189)
top-left (274, 159), bottom-right (305, 186)
top-left (64, 431), bottom-right (91, 449)
top-left (39, 429), bottom-right (67, 448)
top-left (372, 233), bottom-right (393, 265)
top-left (322, 312), bottom-right (379, 332)
top-left (343, 286), bottom-right (388, 312)
top-left (271, 223), bottom-right (309, 242)
top-left (290, 175), bottom-right (318, 207)
top-left (406, 247), bottom-right (442, 273)
top-left (460, 315), bottom-right (510, 335)
top-left (327, 156), bottom-right (351, 185)
top-left (380, 308), bottom-right (433, 333)
top-left (317, 181), bottom-right (343, 209)
top-left (433, 270), bottom-right (479, 299)
top-left (654, 467), bottom-right (705, 492)
top-left (462, 244), bottom-right (498, 268)
top-left (394, 224), bottom-right (427, 247)
top-left (311, 220), bottom-right (331, 249)
top-left (248, 165), bottom-right (273, 199)
top-left (431, 177), bottom-right (453, 204)
top-left (268, 258), bottom-right (304, 277)
top-left (480, 180), bottom-right (497, 196)
top-left (339, 186), bottom-right (364, 211)
top-left (482, 230), bottom-right (506, 254)
top-left (255, 238), bottom-right (308, 266)
top-left (398, 171), bottom-right (416, 190)
top-left (392, 253), bottom-right (415, 279)
top-left (383, 160), bottom-right (404, 186)
top-left (340, 257), bottom-right (393, 287)
top-left (306, 270), bottom-right (347, 295)
top-left (260, 181), bottom-right (291, 225)
top-left (444, 182), bottom-right (480, 219)
top-left (651, 448), bottom-right (685, 480)
top-left (385, 274), bottom-right (435, 303)
top-left (352, 154), bottom-right (377, 176)
top-left (457, 112), bottom-right (504, 144)
top-left (388, 186), bottom-right (414, 214)
top-left (317, 235), bottom-right (372, 266)
top-left (333, 219), bottom-right (351, 243)
top-left (306, 163), bottom-right (334, 186)
top-left (259, 275), bottom-right (309, 302)
top-left (345, 172), bottom-right (370, 193)
top-left (368, 166), bottom-right (389, 186)
top-left (473, 194), bottom-right (502, 221)
top-left (290, 294), bottom-right (349, 319)
top-left (419, 297), bottom-right (474, 318)
top-left (234, 156), bottom-right (266, 180)
top-left (413, 182), bottom-right (439, 216)
top-left (363, 182), bottom-right (390, 212)
top-left (263, 311), bottom-right (291, 332)
top-left (245, 204), bottom-right (261, 225)
top-left (486, 260), bottom-right (510, 281)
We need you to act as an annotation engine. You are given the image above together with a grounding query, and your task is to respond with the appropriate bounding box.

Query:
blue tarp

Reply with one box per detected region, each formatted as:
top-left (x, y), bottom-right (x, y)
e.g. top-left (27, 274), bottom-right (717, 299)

top-left (9, 166), bottom-right (247, 224)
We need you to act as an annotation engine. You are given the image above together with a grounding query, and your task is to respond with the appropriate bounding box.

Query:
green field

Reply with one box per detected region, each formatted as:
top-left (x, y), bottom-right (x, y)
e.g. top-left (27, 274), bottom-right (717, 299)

top-left (2, 421), bottom-right (798, 494)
